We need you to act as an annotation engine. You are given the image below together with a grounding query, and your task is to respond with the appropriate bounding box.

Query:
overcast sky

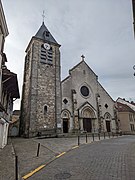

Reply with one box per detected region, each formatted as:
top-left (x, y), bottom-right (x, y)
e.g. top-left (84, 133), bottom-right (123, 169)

top-left (2, 0), bottom-right (135, 110)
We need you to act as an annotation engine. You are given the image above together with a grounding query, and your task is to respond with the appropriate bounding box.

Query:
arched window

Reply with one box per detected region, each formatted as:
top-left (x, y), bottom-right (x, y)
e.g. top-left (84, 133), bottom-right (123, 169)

top-left (104, 112), bottom-right (111, 120)
top-left (44, 105), bottom-right (47, 115)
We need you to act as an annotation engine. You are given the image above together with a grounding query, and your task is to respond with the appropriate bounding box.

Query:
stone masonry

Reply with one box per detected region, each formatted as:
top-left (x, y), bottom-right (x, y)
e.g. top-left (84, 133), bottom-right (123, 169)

top-left (20, 22), bottom-right (61, 137)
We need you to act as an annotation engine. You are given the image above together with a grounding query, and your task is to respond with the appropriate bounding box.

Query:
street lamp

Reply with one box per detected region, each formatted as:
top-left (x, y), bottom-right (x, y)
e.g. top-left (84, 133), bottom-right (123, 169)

top-left (133, 65), bottom-right (135, 76)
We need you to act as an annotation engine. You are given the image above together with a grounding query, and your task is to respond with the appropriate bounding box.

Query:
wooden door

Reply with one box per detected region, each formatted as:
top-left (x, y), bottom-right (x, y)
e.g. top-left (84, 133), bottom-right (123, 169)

top-left (63, 119), bottom-right (68, 133)
top-left (106, 121), bottom-right (111, 132)
top-left (83, 118), bottom-right (92, 132)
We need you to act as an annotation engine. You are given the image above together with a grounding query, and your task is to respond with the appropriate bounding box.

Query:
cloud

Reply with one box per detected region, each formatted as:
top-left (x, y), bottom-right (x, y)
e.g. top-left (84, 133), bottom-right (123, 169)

top-left (2, 0), bottom-right (135, 109)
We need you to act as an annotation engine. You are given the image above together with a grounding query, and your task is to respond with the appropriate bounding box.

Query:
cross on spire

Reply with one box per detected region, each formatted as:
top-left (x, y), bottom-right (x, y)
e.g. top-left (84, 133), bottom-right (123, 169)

top-left (42, 10), bottom-right (45, 23)
top-left (81, 54), bottom-right (85, 61)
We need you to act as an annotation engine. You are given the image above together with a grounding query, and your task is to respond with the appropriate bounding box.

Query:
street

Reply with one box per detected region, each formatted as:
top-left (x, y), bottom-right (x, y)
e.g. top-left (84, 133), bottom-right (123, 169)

top-left (29, 136), bottom-right (135, 180)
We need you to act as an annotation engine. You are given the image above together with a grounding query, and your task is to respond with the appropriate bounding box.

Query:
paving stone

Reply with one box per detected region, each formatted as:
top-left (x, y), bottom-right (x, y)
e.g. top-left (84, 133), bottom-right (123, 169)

top-left (31, 136), bottom-right (135, 180)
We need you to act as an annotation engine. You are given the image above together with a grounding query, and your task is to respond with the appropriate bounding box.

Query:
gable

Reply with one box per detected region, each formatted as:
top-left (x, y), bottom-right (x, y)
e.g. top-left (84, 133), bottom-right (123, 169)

top-left (69, 60), bottom-right (98, 79)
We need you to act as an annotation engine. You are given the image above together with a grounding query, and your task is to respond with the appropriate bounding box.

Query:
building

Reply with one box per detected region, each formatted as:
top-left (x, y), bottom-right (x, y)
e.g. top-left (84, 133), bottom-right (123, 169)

top-left (61, 59), bottom-right (118, 133)
top-left (9, 110), bottom-right (20, 137)
top-left (116, 98), bottom-right (135, 133)
top-left (20, 20), bottom-right (118, 138)
top-left (0, 0), bottom-right (9, 148)
top-left (20, 21), bottom-right (61, 137)
top-left (0, 1), bottom-right (20, 148)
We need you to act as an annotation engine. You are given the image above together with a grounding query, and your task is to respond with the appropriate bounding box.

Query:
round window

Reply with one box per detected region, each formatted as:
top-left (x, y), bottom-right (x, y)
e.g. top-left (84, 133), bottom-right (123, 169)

top-left (80, 86), bottom-right (89, 97)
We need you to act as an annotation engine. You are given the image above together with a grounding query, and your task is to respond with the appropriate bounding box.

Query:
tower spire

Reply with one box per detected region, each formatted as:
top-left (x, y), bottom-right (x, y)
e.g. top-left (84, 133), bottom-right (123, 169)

top-left (42, 10), bottom-right (45, 23)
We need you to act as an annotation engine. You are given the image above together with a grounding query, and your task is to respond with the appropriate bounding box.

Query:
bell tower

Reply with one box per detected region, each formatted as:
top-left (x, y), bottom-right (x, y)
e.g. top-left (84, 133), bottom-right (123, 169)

top-left (20, 20), bottom-right (61, 137)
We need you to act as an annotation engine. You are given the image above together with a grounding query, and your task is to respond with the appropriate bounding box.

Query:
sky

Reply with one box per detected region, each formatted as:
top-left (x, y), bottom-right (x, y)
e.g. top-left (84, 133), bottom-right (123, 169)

top-left (2, 0), bottom-right (135, 110)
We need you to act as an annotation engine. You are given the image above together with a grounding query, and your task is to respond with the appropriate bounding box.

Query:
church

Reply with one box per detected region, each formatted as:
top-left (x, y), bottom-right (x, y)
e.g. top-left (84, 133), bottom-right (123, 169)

top-left (19, 20), bottom-right (118, 137)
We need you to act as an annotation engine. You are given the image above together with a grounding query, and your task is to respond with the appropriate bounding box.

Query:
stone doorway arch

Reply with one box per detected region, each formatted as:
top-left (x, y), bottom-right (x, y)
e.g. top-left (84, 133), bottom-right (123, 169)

top-left (61, 110), bottom-right (70, 133)
top-left (104, 112), bottom-right (112, 132)
top-left (81, 107), bottom-right (96, 132)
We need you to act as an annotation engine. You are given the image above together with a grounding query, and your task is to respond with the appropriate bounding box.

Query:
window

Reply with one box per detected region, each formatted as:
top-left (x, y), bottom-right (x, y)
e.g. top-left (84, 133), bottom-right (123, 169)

top-left (46, 31), bottom-right (49, 37)
top-left (40, 45), bottom-right (53, 65)
top-left (83, 70), bottom-right (86, 75)
top-left (43, 31), bottom-right (50, 38)
top-left (105, 104), bottom-right (108, 109)
top-left (80, 86), bottom-right (89, 97)
top-left (63, 98), bottom-right (68, 104)
top-left (130, 124), bottom-right (135, 131)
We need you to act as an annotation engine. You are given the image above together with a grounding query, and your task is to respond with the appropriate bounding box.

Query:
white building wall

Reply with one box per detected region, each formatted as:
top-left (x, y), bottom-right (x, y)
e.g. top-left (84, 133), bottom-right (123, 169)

top-left (0, 119), bottom-right (9, 148)
top-left (0, 1), bottom-right (9, 148)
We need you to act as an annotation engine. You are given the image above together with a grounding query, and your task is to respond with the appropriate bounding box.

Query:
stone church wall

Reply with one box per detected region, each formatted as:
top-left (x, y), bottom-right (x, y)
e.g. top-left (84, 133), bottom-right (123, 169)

top-left (20, 36), bottom-right (61, 137)
top-left (62, 60), bottom-right (117, 133)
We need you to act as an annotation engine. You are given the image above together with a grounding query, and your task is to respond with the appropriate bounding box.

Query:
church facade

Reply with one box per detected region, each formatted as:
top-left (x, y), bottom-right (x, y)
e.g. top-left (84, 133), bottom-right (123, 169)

top-left (20, 21), bottom-right (118, 137)
top-left (61, 60), bottom-right (118, 133)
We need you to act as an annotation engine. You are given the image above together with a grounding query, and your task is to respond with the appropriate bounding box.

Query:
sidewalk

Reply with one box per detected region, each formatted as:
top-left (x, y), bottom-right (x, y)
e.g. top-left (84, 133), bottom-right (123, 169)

top-left (0, 138), bottom-right (15, 180)
top-left (0, 134), bottom-right (118, 180)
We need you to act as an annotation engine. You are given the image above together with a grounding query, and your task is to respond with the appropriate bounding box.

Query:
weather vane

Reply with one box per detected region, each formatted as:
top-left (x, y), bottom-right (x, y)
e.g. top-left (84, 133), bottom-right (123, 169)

top-left (42, 10), bottom-right (45, 23)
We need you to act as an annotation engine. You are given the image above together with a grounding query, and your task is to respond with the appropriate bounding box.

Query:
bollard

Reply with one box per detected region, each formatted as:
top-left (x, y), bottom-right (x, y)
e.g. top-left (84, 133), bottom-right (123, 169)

top-left (15, 155), bottom-right (18, 180)
top-left (92, 133), bottom-right (94, 141)
top-left (78, 135), bottom-right (80, 146)
top-left (37, 143), bottom-right (41, 157)
top-left (108, 132), bottom-right (110, 138)
top-left (86, 133), bottom-right (88, 143)
top-left (112, 132), bottom-right (114, 138)
top-left (120, 131), bottom-right (122, 136)
top-left (104, 132), bottom-right (105, 139)
top-left (98, 133), bottom-right (100, 140)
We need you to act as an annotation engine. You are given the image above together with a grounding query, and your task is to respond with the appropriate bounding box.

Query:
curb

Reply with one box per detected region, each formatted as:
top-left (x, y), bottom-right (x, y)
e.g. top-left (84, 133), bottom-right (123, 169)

top-left (22, 145), bottom-right (80, 180)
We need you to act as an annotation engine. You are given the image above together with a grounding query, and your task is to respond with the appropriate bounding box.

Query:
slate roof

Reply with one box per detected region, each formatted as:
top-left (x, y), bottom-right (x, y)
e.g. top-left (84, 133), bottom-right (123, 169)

top-left (117, 102), bottom-right (135, 113)
top-left (34, 22), bottom-right (59, 45)
top-left (117, 97), bottom-right (135, 111)
top-left (2, 68), bottom-right (20, 98)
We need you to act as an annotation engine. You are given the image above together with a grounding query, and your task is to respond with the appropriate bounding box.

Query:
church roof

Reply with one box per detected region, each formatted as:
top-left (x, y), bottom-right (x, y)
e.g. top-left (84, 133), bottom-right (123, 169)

top-left (34, 22), bottom-right (59, 45)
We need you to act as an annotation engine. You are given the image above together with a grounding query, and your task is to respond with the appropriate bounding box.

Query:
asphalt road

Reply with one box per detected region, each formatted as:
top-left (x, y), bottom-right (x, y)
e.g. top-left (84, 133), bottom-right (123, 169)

top-left (30, 136), bottom-right (135, 180)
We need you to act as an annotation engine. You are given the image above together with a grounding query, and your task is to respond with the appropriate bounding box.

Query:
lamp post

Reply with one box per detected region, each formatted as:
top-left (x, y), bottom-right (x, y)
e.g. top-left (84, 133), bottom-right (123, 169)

top-left (133, 65), bottom-right (135, 76)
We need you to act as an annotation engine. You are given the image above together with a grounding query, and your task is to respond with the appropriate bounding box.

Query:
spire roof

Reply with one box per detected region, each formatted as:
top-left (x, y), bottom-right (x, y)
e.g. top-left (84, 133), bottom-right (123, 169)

top-left (34, 22), bottom-right (59, 45)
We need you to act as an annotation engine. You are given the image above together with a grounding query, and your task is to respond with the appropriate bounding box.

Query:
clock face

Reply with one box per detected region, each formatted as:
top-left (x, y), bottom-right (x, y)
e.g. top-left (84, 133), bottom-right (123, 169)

top-left (44, 43), bottom-right (50, 50)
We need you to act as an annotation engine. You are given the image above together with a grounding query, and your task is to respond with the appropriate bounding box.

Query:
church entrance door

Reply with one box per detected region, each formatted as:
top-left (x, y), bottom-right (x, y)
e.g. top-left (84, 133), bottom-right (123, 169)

top-left (106, 121), bottom-right (111, 132)
top-left (83, 118), bottom-right (92, 132)
top-left (63, 119), bottom-right (68, 133)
